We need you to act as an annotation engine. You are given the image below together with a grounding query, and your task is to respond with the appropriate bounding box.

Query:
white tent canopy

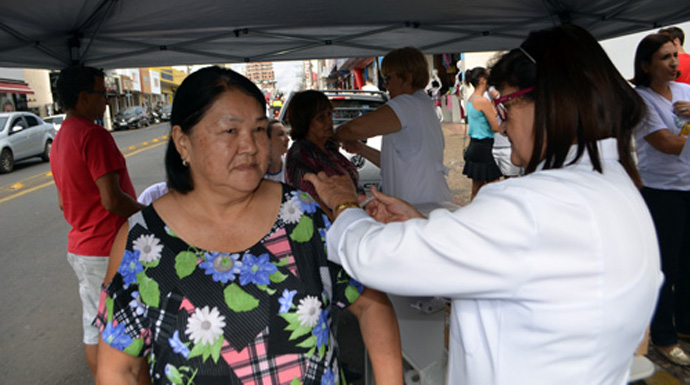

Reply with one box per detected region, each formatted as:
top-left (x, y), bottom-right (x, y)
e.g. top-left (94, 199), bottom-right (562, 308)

top-left (1, 0), bottom-right (689, 70)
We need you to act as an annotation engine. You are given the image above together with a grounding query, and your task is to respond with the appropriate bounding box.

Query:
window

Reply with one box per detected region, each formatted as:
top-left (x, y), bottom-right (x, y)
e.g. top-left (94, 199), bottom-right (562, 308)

top-left (25, 115), bottom-right (39, 127)
top-left (10, 117), bottom-right (27, 133)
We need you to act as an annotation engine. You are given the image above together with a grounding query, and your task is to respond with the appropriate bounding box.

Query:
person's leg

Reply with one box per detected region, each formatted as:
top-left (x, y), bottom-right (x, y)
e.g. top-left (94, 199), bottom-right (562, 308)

top-left (84, 344), bottom-right (98, 377)
top-left (643, 189), bottom-right (684, 346)
top-left (673, 192), bottom-right (690, 335)
top-left (67, 253), bottom-right (110, 379)
top-left (471, 179), bottom-right (486, 200)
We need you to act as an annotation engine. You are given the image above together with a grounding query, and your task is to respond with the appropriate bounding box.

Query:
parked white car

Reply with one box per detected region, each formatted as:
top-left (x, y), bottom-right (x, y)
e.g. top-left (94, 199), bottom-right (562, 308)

top-left (43, 114), bottom-right (67, 131)
top-left (0, 112), bottom-right (56, 173)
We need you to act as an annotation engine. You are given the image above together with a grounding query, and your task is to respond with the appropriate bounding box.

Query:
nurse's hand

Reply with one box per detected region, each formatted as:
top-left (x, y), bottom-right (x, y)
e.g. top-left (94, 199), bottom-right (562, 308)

top-left (363, 186), bottom-right (423, 223)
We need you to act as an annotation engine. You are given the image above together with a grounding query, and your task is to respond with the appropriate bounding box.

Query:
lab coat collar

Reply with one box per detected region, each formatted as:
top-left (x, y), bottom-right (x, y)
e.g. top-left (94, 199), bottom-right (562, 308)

top-left (535, 138), bottom-right (619, 171)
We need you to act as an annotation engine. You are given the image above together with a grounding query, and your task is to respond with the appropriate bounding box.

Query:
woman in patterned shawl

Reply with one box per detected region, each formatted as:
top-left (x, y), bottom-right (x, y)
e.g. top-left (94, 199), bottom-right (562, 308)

top-left (284, 90), bottom-right (363, 220)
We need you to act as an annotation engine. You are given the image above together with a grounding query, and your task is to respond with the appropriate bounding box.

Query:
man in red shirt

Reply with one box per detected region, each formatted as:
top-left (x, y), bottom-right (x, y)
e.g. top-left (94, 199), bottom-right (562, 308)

top-left (50, 66), bottom-right (145, 379)
top-left (660, 26), bottom-right (690, 84)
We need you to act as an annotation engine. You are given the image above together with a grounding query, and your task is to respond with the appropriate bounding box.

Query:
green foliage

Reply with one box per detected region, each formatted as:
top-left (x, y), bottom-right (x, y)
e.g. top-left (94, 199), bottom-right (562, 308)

top-left (175, 251), bottom-right (197, 279)
top-left (290, 216), bottom-right (314, 242)
top-left (224, 283), bottom-right (259, 312)
top-left (137, 273), bottom-right (160, 308)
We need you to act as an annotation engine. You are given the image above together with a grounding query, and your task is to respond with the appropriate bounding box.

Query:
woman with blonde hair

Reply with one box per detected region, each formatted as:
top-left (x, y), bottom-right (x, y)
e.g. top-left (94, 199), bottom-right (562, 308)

top-left (336, 46), bottom-right (452, 205)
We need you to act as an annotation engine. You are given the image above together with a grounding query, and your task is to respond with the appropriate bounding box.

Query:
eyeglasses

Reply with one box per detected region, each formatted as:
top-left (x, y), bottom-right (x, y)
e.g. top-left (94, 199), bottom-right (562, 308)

top-left (492, 87), bottom-right (534, 121)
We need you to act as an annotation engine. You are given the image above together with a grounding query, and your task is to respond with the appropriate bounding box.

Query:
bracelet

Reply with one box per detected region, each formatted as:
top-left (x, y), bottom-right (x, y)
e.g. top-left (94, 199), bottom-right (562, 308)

top-left (333, 201), bottom-right (360, 217)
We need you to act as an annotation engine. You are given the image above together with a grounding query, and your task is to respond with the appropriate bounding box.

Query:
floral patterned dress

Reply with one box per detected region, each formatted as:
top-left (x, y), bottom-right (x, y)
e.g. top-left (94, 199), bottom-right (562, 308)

top-left (96, 185), bottom-right (364, 385)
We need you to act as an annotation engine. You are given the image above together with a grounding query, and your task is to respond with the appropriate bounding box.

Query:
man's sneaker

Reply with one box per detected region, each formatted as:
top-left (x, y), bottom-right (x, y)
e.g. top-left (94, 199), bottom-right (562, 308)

top-left (655, 345), bottom-right (690, 366)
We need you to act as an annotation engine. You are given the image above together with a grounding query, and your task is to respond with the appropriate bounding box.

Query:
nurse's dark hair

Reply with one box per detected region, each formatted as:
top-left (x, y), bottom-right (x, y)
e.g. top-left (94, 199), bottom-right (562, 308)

top-left (632, 33), bottom-right (674, 87)
top-left (464, 67), bottom-right (489, 87)
top-left (165, 66), bottom-right (266, 193)
top-left (488, 23), bottom-right (644, 187)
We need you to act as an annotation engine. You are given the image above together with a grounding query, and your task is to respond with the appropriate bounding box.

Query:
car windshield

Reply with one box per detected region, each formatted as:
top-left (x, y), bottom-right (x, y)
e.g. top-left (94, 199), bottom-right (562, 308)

top-left (119, 107), bottom-right (139, 116)
top-left (45, 116), bottom-right (63, 124)
top-left (330, 99), bottom-right (385, 126)
top-left (161, 105), bottom-right (172, 113)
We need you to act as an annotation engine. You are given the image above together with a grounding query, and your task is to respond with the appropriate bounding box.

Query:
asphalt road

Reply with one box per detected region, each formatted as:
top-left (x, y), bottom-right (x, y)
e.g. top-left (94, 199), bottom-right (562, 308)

top-left (0, 122), bottom-right (171, 384)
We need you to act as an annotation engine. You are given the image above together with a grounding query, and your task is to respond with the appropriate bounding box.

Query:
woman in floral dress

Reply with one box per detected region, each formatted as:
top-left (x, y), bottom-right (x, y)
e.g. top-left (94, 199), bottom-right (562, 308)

top-left (95, 66), bottom-right (402, 385)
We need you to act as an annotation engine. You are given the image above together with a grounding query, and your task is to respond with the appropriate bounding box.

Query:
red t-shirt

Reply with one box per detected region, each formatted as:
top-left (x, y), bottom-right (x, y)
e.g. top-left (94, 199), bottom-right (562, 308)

top-left (50, 117), bottom-right (136, 256)
top-left (677, 53), bottom-right (690, 84)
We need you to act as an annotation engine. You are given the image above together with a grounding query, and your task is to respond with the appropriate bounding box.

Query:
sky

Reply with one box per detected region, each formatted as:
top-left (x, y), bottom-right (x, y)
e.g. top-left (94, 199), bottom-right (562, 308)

top-left (273, 61), bottom-right (304, 93)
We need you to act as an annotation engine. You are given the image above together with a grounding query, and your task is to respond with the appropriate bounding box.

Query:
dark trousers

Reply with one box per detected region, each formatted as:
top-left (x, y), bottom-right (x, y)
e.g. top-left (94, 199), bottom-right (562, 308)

top-left (642, 187), bottom-right (690, 346)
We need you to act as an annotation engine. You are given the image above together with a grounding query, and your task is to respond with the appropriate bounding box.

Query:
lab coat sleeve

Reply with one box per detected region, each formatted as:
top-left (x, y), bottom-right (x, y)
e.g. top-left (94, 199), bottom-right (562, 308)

top-left (326, 184), bottom-right (537, 298)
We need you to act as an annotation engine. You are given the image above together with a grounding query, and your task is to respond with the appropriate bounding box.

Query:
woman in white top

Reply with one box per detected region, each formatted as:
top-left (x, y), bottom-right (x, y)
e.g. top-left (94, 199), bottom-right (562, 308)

top-left (632, 33), bottom-right (690, 366)
top-left (336, 47), bottom-right (451, 205)
top-left (304, 24), bottom-right (663, 385)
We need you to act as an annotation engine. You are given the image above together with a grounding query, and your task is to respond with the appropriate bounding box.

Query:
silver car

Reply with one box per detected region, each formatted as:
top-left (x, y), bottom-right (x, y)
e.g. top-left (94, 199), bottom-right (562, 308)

top-left (0, 112), bottom-right (56, 173)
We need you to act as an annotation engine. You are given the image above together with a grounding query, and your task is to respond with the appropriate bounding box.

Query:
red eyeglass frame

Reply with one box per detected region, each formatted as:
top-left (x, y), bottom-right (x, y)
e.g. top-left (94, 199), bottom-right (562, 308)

top-left (492, 86), bottom-right (534, 120)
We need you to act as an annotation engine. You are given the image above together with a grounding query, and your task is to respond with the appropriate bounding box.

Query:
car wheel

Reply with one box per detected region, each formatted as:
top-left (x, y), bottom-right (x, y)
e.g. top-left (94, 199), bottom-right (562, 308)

top-left (40, 139), bottom-right (52, 162)
top-left (0, 148), bottom-right (14, 173)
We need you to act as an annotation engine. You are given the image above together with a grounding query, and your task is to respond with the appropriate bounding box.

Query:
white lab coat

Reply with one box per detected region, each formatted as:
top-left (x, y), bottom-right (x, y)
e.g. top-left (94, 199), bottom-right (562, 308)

top-left (327, 139), bottom-right (662, 385)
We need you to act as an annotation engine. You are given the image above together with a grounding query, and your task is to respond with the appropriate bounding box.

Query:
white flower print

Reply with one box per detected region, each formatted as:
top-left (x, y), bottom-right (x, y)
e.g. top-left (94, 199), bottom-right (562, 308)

top-left (133, 234), bottom-right (164, 264)
top-left (280, 198), bottom-right (303, 224)
top-left (185, 306), bottom-right (226, 346)
top-left (296, 295), bottom-right (322, 327)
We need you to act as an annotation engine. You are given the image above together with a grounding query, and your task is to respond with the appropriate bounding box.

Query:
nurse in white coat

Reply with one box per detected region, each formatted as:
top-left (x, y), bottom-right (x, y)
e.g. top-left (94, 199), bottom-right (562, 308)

top-left (304, 24), bottom-right (663, 385)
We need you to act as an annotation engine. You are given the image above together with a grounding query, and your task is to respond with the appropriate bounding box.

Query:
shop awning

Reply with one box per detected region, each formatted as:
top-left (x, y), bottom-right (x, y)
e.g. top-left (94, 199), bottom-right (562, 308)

top-left (0, 82), bottom-right (35, 95)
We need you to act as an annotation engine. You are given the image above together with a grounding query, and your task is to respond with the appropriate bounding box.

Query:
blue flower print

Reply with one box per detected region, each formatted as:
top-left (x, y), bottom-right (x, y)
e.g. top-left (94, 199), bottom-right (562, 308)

top-left (321, 367), bottom-right (336, 385)
top-left (319, 214), bottom-right (332, 242)
top-left (118, 250), bottom-right (143, 288)
top-left (200, 252), bottom-right (242, 284)
top-left (239, 253), bottom-right (278, 286)
top-left (313, 309), bottom-right (330, 349)
top-left (129, 291), bottom-right (145, 317)
top-left (102, 321), bottom-right (133, 350)
top-left (294, 191), bottom-right (319, 214)
top-left (350, 279), bottom-right (364, 295)
top-left (168, 330), bottom-right (190, 358)
top-left (278, 289), bottom-right (298, 314)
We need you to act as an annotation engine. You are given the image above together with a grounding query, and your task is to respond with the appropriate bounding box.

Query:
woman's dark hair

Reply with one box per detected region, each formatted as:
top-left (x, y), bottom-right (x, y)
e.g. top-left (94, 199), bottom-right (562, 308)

top-left (285, 90), bottom-right (331, 140)
top-left (56, 66), bottom-right (105, 110)
top-left (464, 67), bottom-right (489, 87)
top-left (267, 119), bottom-right (283, 138)
top-left (165, 66), bottom-right (266, 193)
top-left (659, 26), bottom-right (684, 45)
top-left (488, 23), bottom-right (645, 186)
top-left (632, 33), bottom-right (674, 87)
